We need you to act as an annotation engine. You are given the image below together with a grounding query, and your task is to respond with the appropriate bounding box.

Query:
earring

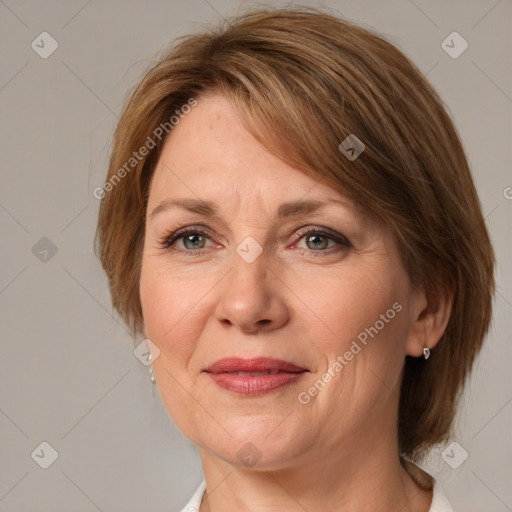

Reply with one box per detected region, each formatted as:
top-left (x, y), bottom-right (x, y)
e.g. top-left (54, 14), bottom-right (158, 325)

top-left (148, 351), bottom-right (156, 384)
top-left (423, 347), bottom-right (431, 360)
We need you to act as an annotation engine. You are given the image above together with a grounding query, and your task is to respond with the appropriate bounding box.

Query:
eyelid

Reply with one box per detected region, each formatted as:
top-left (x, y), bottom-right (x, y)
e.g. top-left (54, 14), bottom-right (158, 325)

top-left (158, 225), bottom-right (216, 248)
top-left (289, 225), bottom-right (351, 247)
top-left (158, 223), bottom-right (351, 253)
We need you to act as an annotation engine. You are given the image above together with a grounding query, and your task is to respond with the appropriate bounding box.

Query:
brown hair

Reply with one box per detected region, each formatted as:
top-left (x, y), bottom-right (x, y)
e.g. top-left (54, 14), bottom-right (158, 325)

top-left (95, 6), bottom-right (495, 462)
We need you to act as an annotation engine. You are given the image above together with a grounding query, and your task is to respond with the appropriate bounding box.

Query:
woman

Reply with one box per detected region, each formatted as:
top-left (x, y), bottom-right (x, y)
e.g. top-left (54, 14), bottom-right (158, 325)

top-left (95, 7), bottom-right (494, 511)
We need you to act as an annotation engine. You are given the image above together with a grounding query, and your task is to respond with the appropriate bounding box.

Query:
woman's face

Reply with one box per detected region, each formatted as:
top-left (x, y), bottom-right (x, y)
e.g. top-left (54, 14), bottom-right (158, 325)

top-left (140, 91), bottom-right (424, 470)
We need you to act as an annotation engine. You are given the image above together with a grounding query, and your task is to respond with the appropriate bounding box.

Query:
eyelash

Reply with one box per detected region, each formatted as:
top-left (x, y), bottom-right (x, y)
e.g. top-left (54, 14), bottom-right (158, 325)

top-left (157, 225), bottom-right (351, 257)
top-left (157, 228), bottom-right (213, 257)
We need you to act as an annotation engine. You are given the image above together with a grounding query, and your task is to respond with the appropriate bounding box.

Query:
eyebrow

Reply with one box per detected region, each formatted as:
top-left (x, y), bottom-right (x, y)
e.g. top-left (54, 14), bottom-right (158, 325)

top-left (150, 198), bottom-right (218, 220)
top-left (149, 198), bottom-right (355, 222)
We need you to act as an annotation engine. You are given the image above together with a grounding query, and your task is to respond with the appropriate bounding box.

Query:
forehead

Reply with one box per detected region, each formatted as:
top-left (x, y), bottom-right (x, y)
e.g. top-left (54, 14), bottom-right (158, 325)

top-left (147, 92), bottom-right (375, 227)
top-left (150, 92), bottom-right (310, 192)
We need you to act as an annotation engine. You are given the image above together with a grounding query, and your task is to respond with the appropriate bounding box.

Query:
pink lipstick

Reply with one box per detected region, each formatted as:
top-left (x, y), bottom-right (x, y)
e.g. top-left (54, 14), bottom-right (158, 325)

top-left (203, 357), bottom-right (308, 396)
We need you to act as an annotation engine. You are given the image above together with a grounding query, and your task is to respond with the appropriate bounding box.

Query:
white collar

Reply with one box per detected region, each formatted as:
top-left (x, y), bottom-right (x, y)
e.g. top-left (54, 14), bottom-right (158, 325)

top-left (179, 475), bottom-right (454, 511)
top-left (430, 478), bottom-right (454, 511)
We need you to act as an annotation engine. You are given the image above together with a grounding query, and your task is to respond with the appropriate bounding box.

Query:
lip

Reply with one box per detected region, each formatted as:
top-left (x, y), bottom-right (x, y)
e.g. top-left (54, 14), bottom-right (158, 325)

top-left (203, 357), bottom-right (308, 396)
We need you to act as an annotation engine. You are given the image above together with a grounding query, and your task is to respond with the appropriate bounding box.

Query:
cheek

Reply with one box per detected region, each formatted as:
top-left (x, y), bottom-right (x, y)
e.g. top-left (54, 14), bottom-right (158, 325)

top-left (303, 263), bottom-right (403, 348)
top-left (139, 262), bottom-right (212, 367)
top-left (299, 270), bottom-right (409, 423)
top-left (139, 262), bottom-right (213, 433)
top-left (302, 261), bottom-right (410, 397)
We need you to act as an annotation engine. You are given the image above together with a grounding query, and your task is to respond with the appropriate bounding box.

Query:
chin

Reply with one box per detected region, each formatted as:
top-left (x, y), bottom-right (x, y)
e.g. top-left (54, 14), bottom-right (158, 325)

top-left (195, 419), bottom-right (312, 471)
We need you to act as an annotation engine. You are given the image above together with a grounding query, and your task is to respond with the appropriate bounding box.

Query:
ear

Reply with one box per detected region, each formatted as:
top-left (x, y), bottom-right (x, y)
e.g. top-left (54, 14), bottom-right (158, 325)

top-left (405, 285), bottom-right (453, 357)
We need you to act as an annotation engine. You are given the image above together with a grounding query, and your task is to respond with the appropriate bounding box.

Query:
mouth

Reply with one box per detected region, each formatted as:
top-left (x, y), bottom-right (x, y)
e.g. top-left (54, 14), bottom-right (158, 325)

top-left (203, 357), bottom-right (308, 396)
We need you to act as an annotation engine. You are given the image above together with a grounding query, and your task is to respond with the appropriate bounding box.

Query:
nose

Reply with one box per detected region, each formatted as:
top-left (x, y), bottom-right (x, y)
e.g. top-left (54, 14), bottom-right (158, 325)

top-left (214, 247), bottom-right (290, 334)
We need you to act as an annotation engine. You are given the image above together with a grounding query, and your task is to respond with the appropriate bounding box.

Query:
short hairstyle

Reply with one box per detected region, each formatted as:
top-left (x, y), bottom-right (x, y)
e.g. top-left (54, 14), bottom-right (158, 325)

top-left (95, 6), bottom-right (495, 462)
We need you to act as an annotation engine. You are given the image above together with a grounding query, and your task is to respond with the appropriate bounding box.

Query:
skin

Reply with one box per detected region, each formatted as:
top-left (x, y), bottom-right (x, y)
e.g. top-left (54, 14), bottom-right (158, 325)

top-left (139, 91), bottom-right (451, 511)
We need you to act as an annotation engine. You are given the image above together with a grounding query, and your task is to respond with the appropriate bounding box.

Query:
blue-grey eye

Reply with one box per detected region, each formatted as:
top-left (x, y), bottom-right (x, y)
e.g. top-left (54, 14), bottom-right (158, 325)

top-left (305, 233), bottom-right (330, 250)
top-left (182, 233), bottom-right (206, 249)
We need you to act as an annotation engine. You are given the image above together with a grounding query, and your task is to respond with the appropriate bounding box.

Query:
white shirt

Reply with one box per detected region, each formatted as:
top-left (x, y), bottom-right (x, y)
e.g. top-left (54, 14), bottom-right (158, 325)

top-left (178, 477), bottom-right (454, 511)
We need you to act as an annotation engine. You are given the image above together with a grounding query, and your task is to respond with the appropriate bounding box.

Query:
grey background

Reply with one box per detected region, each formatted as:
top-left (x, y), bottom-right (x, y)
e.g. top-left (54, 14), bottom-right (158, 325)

top-left (0, 0), bottom-right (511, 511)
